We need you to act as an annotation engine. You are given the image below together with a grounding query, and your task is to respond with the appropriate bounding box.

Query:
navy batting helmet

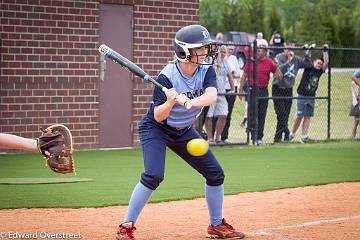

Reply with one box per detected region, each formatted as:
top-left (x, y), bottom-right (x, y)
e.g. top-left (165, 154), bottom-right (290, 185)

top-left (174, 25), bottom-right (217, 64)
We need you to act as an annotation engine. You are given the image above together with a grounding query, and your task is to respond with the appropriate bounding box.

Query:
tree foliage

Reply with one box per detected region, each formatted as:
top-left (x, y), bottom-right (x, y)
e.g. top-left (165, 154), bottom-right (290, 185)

top-left (267, 6), bottom-right (282, 38)
top-left (199, 0), bottom-right (360, 47)
top-left (199, 0), bottom-right (226, 33)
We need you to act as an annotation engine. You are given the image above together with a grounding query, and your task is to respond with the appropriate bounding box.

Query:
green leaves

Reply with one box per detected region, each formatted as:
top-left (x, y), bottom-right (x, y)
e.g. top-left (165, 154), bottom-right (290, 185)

top-left (199, 0), bottom-right (360, 47)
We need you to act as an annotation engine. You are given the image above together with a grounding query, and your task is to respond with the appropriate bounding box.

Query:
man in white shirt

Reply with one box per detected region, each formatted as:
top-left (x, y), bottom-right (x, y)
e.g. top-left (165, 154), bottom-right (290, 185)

top-left (221, 45), bottom-right (240, 143)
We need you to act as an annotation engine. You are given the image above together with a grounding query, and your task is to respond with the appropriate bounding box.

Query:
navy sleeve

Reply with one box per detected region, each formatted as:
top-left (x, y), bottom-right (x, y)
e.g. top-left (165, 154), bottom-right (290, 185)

top-left (203, 66), bottom-right (217, 90)
top-left (153, 74), bottom-right (173, 106)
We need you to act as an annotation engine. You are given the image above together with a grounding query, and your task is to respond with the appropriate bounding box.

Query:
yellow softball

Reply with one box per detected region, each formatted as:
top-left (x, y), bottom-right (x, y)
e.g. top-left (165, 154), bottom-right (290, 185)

top-left (186, 138), bottom-right (209, 157)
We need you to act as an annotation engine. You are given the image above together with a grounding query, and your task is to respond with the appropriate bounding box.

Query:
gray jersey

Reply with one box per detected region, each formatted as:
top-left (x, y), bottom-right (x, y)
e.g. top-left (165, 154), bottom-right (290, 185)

top-left (273, 53), bottom-right (311, 88)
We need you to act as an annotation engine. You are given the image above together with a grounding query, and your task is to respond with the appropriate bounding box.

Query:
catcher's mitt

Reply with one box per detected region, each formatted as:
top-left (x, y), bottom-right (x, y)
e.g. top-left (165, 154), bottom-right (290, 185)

top-left (37, 124), bottom-right (75, 174)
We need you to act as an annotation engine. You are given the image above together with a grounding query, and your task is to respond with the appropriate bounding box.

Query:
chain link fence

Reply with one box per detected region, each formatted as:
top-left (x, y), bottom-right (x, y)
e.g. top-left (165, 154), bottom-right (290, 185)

top-left (195, 44), bottom-right (360, 145)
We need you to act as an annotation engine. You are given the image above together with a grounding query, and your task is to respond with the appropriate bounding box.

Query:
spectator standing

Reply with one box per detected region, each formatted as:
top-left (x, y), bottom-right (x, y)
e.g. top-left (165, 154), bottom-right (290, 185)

top-left (272, 43), bottom-right (312, 142)
top-left (221, 44), bottom-right (239, 143)
top-left (215, 32), bottom-right (224, 43)
top-left (269, 31), bottom-right (285, 57)
top-left (195, 32), bottom-right (225, 139)
top-left (238, 44), bottom-right (254, 130)
top-left (350, 69), bottom-right (360, 138)
top-left (256, 32), bottom-right (269, 47)
top-left (240, 39), bottom-right (283, 144)
top-left (205, 45), bottom-right (233, 144)
top-left (289, 45), bottom-right (329, 143)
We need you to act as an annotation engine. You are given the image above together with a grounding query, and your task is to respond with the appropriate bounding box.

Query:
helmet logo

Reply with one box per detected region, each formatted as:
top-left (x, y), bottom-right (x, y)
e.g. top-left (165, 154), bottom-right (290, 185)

top-left (202, 30), bottom-right (209, 39)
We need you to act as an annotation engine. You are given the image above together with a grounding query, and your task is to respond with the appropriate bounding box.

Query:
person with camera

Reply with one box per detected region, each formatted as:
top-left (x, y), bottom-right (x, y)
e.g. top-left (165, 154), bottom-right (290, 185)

top-left (272, 43), bottom-right (313, 142)
top-left (269, 31), bottom-right (285, 57)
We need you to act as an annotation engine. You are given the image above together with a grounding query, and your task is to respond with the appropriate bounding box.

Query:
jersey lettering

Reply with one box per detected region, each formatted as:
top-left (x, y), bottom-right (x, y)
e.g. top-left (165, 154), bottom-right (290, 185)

top-left (185, 89), bottom-right (204, 99)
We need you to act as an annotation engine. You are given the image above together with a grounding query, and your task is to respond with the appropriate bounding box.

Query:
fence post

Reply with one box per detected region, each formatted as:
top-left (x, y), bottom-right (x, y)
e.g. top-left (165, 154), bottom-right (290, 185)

top-left (246, 44), bottom-right (251, 145)
top-left (253, 40), bottom-right (258, 144)
top-left (327, 50), bottom-right (331, 139)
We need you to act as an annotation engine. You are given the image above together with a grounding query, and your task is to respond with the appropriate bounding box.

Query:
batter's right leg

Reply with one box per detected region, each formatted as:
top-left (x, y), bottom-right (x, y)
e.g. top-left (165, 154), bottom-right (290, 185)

top-left (117, 122), bottom-right (167, 240)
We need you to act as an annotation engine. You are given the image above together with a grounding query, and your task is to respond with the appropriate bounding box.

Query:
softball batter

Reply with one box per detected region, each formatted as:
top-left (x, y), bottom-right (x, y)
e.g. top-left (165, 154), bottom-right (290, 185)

top-left (116, 25), bottom-right (245, 240)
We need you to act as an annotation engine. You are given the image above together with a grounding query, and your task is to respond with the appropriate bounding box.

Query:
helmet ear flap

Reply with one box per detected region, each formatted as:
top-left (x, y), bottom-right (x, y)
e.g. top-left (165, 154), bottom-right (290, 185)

top-left (174, 41), bottom-right (191, 62)
top-left (174, 43), bottom-right (186, 60)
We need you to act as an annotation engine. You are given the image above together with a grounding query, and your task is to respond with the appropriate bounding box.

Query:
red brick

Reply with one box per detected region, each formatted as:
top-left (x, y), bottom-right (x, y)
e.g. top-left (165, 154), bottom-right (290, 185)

top-left (1, 0), bottom-right (199, 149)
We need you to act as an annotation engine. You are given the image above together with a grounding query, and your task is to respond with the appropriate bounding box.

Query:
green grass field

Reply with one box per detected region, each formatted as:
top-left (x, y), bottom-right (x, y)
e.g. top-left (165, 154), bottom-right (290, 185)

top-left (0, 141), bottom-right (359, 209)
top-left (226, 69), bottom-right (356, 144)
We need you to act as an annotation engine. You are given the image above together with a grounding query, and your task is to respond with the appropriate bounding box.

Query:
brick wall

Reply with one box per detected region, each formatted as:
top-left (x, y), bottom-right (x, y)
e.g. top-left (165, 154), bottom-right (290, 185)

top-left (0, 0), bottom-right (199, 149)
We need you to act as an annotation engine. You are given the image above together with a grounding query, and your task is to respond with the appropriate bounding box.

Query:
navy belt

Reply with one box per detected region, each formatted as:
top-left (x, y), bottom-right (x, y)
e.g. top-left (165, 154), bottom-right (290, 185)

top-left (169, 125), bottom-right (190, 132)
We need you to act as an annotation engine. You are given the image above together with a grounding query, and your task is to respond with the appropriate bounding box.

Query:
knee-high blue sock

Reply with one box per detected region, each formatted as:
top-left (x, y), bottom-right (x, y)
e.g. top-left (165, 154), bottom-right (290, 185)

top-left (205, 184), bottom-right (224, 226)
top-left (124, 182), bottom-right (153, 223)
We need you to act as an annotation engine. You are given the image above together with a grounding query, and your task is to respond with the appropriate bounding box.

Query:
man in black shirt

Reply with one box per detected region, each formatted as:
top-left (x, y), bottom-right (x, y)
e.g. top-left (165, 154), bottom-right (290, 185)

top-left (289, 44), bottom-right (329, 143)
top-left (269, 31), bottom-right (285, 57)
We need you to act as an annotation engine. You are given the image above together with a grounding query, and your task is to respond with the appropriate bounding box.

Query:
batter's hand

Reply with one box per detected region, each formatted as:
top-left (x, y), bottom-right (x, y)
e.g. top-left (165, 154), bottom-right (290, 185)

top-left (175, 94), bottom-right (192, 109)
top-left (184, 100), bottom-right (192, 109)
top-left (164, 88), bottom-right (178, 106)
